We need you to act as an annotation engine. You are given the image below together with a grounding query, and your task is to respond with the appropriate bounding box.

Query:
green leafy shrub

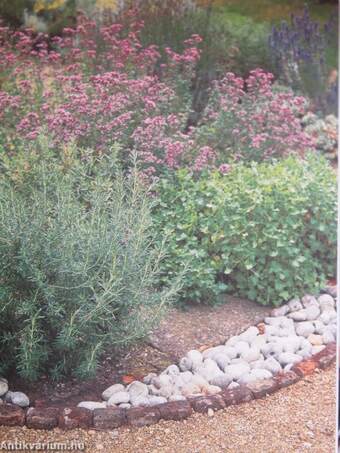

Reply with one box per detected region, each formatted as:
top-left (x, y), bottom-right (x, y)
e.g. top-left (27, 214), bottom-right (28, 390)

top-left (153, 154), bottom-right (337, 306)
top-left (0, 141), bottom-right (177, 381)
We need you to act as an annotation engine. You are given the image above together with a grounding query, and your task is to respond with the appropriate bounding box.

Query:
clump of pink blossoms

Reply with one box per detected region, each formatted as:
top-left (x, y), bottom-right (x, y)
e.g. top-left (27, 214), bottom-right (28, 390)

top-left (0, 15), bottom-right (316, 178)
top-left (196, 69), bottom-right (316, 163)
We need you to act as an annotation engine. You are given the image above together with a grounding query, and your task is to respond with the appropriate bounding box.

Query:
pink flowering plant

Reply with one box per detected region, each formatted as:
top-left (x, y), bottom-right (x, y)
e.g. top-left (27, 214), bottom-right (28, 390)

top-left (195, 69), bottom-right (316, 163)
top-left (0, 16), bottom-right (199, 168)
top-left (0, 15), bottom-right (316, 177)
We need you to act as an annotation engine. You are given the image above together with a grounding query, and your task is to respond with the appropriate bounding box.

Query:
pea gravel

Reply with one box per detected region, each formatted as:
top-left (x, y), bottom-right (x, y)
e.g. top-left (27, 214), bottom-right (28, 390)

top-left (0, 366), bottom-right (335, 453)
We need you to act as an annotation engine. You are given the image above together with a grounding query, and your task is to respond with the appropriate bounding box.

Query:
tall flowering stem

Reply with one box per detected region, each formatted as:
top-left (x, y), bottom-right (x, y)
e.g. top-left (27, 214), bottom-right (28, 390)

top-left (269, 6), bottom-right (338, 115)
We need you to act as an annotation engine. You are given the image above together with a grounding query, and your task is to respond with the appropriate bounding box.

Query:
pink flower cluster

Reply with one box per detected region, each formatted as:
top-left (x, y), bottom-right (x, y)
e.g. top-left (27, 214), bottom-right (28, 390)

top-left (197, 68), bottom-right (315, 162)
top-left (0, 16), bottom-right (316, 177)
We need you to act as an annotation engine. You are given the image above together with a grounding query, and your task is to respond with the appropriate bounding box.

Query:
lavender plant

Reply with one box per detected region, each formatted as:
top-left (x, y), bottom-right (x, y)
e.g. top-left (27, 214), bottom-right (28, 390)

top-left (269, 6), bottom-right (338, 115)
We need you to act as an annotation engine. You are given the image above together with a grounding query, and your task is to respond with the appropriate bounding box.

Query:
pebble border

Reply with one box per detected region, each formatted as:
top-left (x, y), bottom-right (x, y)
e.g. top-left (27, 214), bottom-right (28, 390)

top-left (0, 342), bottom-right (336, 431)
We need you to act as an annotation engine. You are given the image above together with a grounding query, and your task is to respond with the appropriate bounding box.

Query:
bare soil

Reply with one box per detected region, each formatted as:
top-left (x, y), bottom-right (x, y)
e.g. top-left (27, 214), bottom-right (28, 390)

top-left (10, 295), bottom-right (271, 406)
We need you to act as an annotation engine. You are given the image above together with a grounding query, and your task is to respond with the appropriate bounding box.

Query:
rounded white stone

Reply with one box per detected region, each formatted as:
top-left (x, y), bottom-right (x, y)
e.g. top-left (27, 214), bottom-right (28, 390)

top-left (0, 379), bottom-right (9, 398)
top-left (313, 320), bottom-right (326, 335)
top-left (210, 374), bottom-right (232, 388)
top-left (214, 353), bottom-right (231, 370)
top-left (147, 396), bottom-right (168, 406)
top-left (282, 337), bottom-right (301, 354)
top-left (102, 384), bottom-right (125, 401)
top-left (233, 341), bottom-right (250, 356)
top-left (241, 347), bottom-right (261, 363)
top-left (108, 391), bottom-right (130, 406)
top-left (251, 335), bottom-right (267, 349)
top-left (277, 352), bottom-right (301, 366)
top-left (251, 369), bottom-right (272, 380)
top-left (224, 347), bottom-right (237, 359)
top-left (225, 336), bottom-right (240, 348)
top-left (202, 345), bottom-right (227, 360)
top-left (318, 294), bottom-right (335, 311)
top-left (161, 365), bottom-right (180, 376)
top-left (179, 357), bottom-right (193, 372)
top-left (187, 350), bottom-right (203, 371)
top-left (128, 381), bottom-right (149, 405)
top-left (322, 330), bottom-right (335, 344)
top-left (295, 321), bottom-right (315, 337)
top-left (301, 295), bottom-right (318, 308)
top-left (250, 359), bottom-right (266, 370)
top-left (238, 326), bottom-right (259, 343)
top-left (143, 373), bottom-right (157, 385)
top-left (78, 401), bottom-right (107, 410)
top-left (263, 357), bottom-right (282, 374)
top-left (288, 309), bottom-right (307, 321)
top-left (5, 391), bottom-right (30, 408)
top-left (288, 298), bottom-right (303, 312)
top-left (119, 403), bottom-right (131, 409)
top-left (305, 305), bottom-right (321, 321)
top-left (204, 384), bottom-right (222, 395)
top-left (224, 363), bottom-right (251, 381)
top-left (264, 317), bottom-right (285, 326)
top-left (180, 371), bottom-right (194, 384)
top-left (237, 373), bottom-right (258, 384)
top-left (270, 305), bottom-right (289, 317)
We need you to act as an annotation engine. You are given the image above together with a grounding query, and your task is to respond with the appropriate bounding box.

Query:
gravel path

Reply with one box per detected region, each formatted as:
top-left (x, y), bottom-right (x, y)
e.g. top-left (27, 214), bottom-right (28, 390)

top-left (0, 366), bottom-right (335, 453)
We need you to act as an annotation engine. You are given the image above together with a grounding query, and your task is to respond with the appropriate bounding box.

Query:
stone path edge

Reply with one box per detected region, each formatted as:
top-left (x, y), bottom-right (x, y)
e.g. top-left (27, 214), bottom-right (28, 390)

top-left (0, 342), bottom-right (336, 431)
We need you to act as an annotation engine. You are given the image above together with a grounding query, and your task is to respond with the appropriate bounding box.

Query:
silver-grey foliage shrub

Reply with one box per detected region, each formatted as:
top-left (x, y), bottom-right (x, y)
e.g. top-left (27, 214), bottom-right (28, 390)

top-left (0, 142), bottom-right (178, 381)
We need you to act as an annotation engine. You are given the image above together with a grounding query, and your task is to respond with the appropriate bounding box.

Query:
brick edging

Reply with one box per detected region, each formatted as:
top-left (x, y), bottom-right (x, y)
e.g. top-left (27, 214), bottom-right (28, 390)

top-left (0, 342), bottom-right (336, 430)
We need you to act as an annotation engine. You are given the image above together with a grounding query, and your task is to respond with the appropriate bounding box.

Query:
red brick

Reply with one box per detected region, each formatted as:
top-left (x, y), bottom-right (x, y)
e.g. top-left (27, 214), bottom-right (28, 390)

top-left (221, 385), bottom-right (253, 406)
top-left (58, 407), bottom-right (93, 430)
top-left (26, 407), bottom-right (60, 430)
top-left (190, 395), bottom-right (225, 413)
top-left (291, 359), bottom-right (317, 377)
top-left (246, 378), bottom-right (278, 399)
top-left (312, 342), bottom-right (336, 369)
top-left (274, 371), bottom-right (300, 389)
top-left (158, 401), bottom-right (192, 421)
top-left (93, 408), bottom-right (126, 429)
top-left (127, 407), bottom-right (160, 428)
top-left (0, 404), bottom-right (25, 427)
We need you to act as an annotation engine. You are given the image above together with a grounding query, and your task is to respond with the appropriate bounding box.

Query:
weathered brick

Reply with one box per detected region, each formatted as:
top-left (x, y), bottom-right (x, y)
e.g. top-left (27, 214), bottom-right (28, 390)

top-left (190, 395), bottom-right (225, 413)
top-left (26, 407), bottom-right (60, 430)
top-left (158, 401), bottom-right (192, 421)
top-left (58, 407), bottom-right (93, 430)
top-left (312, 342), bottom-right (336, 370)
top-left (291, 359), bottom-right (317, 377)
top-left (246, 378), bottom-right (278, 399)
top-left (93, 408), bottom-right (126, 429)
top-left (0, 404), bottom-right (25, 427)
top-left (221, 385), bottom-right (253, 406)
top-left (274, 371), bottom-right (300, 389)
top-left (126, 407), bottom-right (160, 428)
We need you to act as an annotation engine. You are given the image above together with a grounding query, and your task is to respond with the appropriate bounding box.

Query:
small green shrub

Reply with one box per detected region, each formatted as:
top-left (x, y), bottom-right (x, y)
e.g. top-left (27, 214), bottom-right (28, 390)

top-left (153, 154), bottom-right (337, 306)
top-left (0, 141), bottom-right (178, 381)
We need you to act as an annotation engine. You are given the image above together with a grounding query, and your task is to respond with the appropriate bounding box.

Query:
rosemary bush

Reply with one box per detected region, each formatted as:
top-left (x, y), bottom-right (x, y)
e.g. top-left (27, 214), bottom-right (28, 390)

top-left (0, 141), bottom-right (177, 381)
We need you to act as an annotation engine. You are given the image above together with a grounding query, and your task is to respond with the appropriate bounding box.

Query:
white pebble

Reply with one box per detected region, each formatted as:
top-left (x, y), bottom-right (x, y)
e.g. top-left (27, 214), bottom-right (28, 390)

top-left (277, 352), bottom-right (301, 366)
top-left (107, 391), bottom-right (130, 406)
top-left (288, 298), bottom-right (303, 312)
top-left (102, 384), bottom-right (126, 401)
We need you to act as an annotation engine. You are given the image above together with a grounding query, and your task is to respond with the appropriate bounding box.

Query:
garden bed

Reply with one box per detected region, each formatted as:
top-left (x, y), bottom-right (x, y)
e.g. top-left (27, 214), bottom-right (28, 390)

top-left (0, 288), bottom-right (336, 431)
top-left (6, 296), bottom-right (271, 408)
